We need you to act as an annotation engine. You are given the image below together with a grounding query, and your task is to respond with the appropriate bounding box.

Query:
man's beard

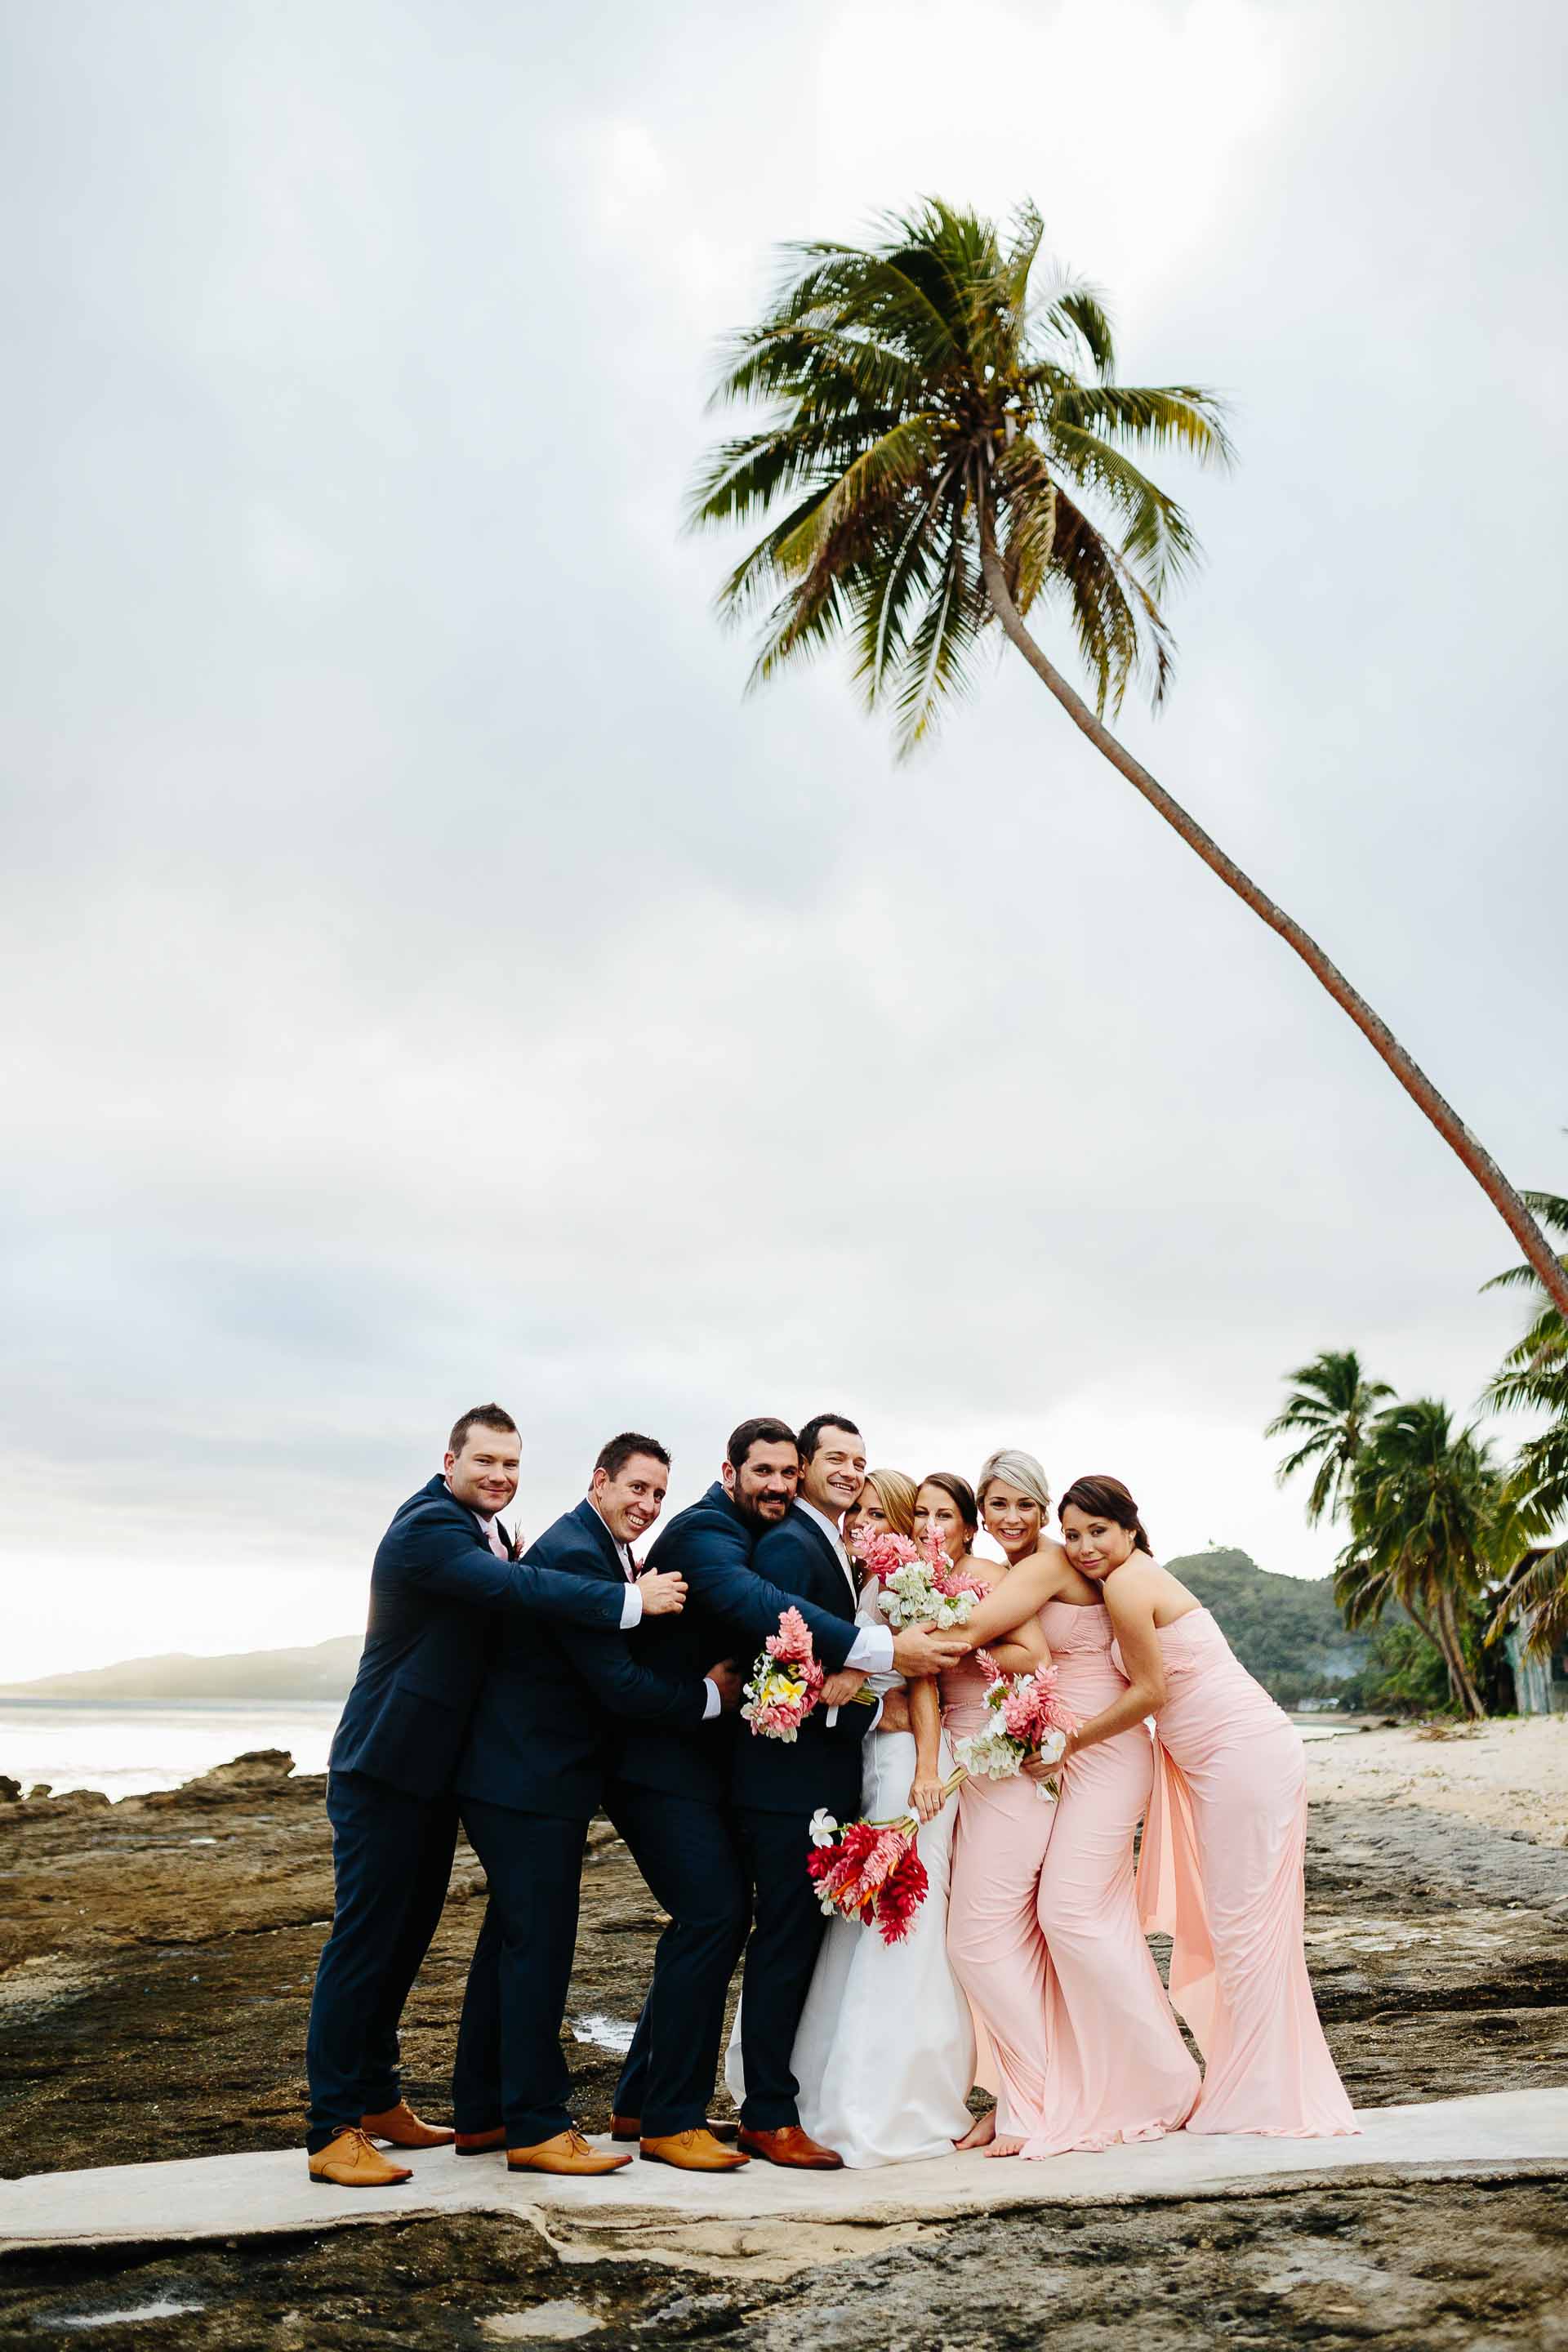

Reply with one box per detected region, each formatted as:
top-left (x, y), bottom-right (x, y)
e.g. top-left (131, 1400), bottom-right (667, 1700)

top-left (737, 1489), bottom-right (792, 1526)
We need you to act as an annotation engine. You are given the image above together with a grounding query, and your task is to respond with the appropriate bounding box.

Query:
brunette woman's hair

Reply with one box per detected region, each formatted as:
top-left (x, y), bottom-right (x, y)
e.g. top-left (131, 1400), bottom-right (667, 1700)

top-left (1058, 1473), bottom-right (1155, 1557)
top-left (859, 1468), bottom-right (918, 1538)
top-left (918, 1471), bottom-right (979, 1536)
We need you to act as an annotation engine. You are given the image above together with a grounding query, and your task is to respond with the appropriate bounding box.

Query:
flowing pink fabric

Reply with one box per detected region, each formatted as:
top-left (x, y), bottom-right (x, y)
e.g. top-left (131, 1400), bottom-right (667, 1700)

top-left (1125, 1608), bottom-right (1357, 2138)
top-left (943, 1608), bottom-right (1199, 2154)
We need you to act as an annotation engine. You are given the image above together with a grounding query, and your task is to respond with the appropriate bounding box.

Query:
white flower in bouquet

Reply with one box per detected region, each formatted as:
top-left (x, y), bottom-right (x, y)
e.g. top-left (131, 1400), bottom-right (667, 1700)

top-left (875, 1559), bottom-right (979, 1632)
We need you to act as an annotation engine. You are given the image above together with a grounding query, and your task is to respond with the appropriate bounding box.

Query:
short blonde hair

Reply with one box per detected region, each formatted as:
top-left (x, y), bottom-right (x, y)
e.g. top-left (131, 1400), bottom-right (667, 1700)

top-left (860, 1468), bottom-right (918, 1538)
top-left (976, 1449), bottom-right (1052, 1518)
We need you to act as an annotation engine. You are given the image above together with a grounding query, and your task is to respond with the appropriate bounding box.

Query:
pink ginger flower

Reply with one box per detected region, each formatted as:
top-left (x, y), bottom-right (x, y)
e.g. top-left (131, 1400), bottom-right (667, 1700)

top-left (807, 1815), bottom-right (934, 1944)
top-left (875, 1843), bottom-right (930, 1945)
top-left (852, 1527), bottom-right (920, 1585)
top-left (741, 1606), bottom-right (825, 1740)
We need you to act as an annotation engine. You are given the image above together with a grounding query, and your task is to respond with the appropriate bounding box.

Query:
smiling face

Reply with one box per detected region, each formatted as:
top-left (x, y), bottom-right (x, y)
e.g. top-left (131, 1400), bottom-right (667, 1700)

top-left (800, 1425), bottom-right (867, 1523)
top-left (591, 1452), bottom-right (670, 1546)
top-left (445, 1423), bottom-right (521, 1517)
top-left (843, 1475), bottom-right (889, 1556)
top-left (724, 1437), bottom-right (800, 1526)
top-left (980, 1477), bottom-right (1043, 1564)
top-left (1059, 1502), bottom-right (1139, 1581)
top-left (914, 1481), bottom-right (968, 1565)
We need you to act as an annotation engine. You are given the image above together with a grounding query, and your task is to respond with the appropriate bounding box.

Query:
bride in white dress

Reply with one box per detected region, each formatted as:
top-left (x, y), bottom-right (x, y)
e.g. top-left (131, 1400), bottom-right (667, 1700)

top-left (724, 1468), bottom-right (975, 2167)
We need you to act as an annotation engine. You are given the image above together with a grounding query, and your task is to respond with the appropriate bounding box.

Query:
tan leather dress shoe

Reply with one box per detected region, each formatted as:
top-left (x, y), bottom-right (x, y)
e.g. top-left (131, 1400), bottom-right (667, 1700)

top-left (611, 2113), bottom-right (740, 2143)
top-left (454, 2127), bottom-right (507, 2155)
top-left (639, 2128), bottom-right (750, 2172)
top-left (308, 2127), bottom-right (413, 2188)
top-left (736, 2124), bottom-right (844, 2170)
top-left (361, 2100), bottom-right (455, 2149)
top-left (506, 2128), bottom-right (631, 2176)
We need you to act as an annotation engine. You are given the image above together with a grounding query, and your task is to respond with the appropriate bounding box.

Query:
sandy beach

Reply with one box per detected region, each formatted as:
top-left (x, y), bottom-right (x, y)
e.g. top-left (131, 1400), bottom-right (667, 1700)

top-left (1307, 1715), bottom-right (1568, 1845)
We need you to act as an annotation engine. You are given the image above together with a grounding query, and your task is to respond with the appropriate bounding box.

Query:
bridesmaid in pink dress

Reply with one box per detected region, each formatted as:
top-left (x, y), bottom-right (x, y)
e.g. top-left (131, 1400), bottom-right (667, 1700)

top-left (943, 1452), bottom-right (1198, 2158)
top-left (1055, 1474), bottom-right (1356, 2138)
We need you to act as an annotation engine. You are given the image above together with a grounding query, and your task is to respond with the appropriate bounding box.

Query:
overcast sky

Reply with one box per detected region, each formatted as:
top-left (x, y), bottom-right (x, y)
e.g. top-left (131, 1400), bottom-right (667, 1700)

top-left (3, 0), bottom-right (1566, 1679)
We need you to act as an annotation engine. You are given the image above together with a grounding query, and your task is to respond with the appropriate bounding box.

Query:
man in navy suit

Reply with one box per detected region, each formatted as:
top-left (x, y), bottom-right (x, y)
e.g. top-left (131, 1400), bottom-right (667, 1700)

top-left (607, 1417), bottom-right (965, 2171)
top-left (450, 1434), bottom-right (743, 2178)
top-left (303, 1404), bottom-right (688, 2188)
top-left (728, 1412), bottom-right (904, 2165)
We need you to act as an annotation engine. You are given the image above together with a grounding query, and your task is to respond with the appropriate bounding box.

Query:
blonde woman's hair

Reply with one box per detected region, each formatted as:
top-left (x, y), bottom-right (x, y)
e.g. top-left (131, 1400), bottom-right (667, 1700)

top-left (975, 1448), bottom-right (1053, 1518)
top-left (860, 1468), bottom-right (918, 1538)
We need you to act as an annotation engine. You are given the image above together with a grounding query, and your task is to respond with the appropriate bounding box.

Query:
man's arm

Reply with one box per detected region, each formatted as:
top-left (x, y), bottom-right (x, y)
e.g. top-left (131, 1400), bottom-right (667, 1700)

top-left (671, 1515), bottom-right (861, 1671)
top-left (395, 1515), bottom-right (638, 1631)
top-left (554, 1620), bottom-right (729, 1725)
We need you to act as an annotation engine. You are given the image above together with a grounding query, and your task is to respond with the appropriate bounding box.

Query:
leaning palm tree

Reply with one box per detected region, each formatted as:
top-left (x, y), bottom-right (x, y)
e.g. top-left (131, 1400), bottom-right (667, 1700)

top-left (689, 199), bottom-right (1568, 1316)
top-left (1336, 1398), bottom-right (1513, 1717)
top-left (1266, 1349), bottom-right (1394, 1527)
top-left (1483, 1188), bottom-right (1568, 1657)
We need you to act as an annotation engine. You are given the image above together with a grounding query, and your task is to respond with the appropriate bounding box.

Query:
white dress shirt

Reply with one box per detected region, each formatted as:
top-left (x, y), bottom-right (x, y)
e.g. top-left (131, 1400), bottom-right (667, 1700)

top-left (793, 1497), bottom-right (891, 1727)
top-left (587, 1498), bottom-right (721, 1719)
top-left (460, 1487), bottom-right (644, 1634)
top-left (793, 1499), bottom-right (895, 1673)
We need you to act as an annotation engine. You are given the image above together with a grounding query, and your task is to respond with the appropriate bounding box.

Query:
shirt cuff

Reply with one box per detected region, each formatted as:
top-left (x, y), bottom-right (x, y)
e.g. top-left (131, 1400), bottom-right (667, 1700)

top-left (702, 1678), bottom-right (721, 1721)
top-left (867, 1695), bottom-right (884, 1734)
top-left (619, 1586), bottom-right (643, 1630)
top-left (845, 1626), bottom-right (893, 1672)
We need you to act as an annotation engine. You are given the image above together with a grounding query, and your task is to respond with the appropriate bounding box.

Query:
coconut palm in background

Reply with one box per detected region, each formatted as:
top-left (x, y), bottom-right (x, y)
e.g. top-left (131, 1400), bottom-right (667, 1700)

top-left (1266, 1349), bottom-right (1395, 1528)
top-left (1484, 1190), bottom-right (1568, 1658)
top-left (1334, 1399), bottom-right (1514, 1718)
top-left (690, 199), bottom-right (1568, 1316)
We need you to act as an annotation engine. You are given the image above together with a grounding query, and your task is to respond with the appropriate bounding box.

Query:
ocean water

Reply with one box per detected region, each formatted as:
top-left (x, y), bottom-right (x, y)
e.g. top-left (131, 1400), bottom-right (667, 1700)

top-left (2, 1699), bottom-right (1352, 1805)
top-left (0, 1700), bottom-right (345, 1799)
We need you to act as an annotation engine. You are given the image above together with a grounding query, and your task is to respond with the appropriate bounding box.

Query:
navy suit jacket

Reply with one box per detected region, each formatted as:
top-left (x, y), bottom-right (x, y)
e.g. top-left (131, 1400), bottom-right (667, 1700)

top-left (456, 1499), bottom-right (710, 1820)
top-left (328, 1477), bottom-right (626, 1802)
top-left (730, 1504), bottom-right (878, 1820)
top-left (617, 1482), bottom-right (862, 1805)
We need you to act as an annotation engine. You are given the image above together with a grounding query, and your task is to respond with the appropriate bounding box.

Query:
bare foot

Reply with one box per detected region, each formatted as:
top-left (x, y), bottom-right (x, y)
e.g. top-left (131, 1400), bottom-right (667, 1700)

top-left (954, 2108), bottom-right (996, 2151)
top-left (982, 2134), bottom-right (1025, 2158)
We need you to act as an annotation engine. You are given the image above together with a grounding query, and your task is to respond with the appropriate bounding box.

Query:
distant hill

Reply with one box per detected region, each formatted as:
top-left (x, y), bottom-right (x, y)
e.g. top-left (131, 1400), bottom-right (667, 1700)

top-left (1168, 1548), bottom-right (1366, 1703)
top-left (0, 1635), bottom-right (361, 1703)
top-left (4, 1551), bottom-right (1358, 1708)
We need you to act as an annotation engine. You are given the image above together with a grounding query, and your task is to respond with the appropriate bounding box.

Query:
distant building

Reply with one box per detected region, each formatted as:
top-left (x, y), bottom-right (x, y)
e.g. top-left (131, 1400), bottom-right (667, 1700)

top-left (1500, 1549), bottom-right (1568, 1715)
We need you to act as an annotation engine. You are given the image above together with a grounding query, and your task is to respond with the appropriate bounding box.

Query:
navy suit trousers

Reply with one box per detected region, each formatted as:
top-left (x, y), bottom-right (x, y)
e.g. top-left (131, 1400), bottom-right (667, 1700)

top-left (305, 1771), bottom-right (458, 2151)
top-left (732, 1806), bottom-right (829, 2132)
top-left (605, 1783), bottom-right (751, 2136)
top-left (454, 1802), bottom-right (588, 2146)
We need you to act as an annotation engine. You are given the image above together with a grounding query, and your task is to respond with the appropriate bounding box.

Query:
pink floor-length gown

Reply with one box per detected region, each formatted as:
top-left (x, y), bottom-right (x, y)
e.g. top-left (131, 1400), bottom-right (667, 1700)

top-left (1020, 1601), bottom-right (1200, 2157)
top-left (1126, 1607), bottom-right (1357, 2137)
top-left (942, 1646), bottom-right (1054, 2140)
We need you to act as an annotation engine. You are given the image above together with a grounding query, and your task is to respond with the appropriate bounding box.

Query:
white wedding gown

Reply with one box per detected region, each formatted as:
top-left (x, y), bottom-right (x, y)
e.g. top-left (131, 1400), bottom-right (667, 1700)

top-left (724, 1627), bottom-right (976, 2167)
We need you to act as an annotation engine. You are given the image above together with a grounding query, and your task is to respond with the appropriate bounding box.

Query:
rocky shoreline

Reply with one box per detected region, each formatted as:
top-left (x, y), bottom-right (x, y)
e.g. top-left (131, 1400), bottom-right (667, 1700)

top-left (2, 1750), bottom-right (1566, 2346)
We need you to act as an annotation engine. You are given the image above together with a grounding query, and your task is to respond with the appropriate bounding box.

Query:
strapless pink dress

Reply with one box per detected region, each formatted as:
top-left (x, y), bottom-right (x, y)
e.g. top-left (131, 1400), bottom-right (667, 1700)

top-left (942, 1642), bottom-right (1054, 2139)
top-left (1023, 1601), bottom-right (1199, 2155)
top-left (1122, 1607), bottom-right (1356, 2137)
top-left (943, 1605), bottom-right (1198, 2154)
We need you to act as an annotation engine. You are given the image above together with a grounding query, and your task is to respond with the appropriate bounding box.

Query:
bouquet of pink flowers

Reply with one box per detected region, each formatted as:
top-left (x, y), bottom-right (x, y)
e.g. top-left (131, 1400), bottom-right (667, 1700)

top-left (740, 1606), bottom-right (823, 1741)
top-left (951, 1652), bottom-right (1077, 1802)
top-left (852, 1525), bottom-right (988, 1631)
top-left (807, 1805), bottom-right (932, 1945)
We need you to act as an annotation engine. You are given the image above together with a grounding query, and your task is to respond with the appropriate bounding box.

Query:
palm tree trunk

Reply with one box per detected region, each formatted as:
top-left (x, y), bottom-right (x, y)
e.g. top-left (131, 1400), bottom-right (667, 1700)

top-left (977, 531), bottom-right (1568, 1320)
top-left (1436, 1588), bottom-right (1486, 1719)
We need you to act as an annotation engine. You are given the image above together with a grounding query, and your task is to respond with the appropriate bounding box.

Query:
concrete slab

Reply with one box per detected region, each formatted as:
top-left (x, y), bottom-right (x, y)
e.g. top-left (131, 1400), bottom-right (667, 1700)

top-left (3, 2091), bottom-right (1565, 2275)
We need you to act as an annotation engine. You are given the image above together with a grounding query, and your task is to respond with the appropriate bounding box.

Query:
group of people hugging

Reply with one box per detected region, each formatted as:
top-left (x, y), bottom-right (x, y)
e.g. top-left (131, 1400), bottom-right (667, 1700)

top-left (301, 1401), bottom-right (1354, 2187)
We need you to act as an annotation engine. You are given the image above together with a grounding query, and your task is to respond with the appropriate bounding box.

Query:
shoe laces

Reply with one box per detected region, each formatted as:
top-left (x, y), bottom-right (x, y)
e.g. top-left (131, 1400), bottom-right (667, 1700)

top-left (331, 2128), bottom-right (378, 2161)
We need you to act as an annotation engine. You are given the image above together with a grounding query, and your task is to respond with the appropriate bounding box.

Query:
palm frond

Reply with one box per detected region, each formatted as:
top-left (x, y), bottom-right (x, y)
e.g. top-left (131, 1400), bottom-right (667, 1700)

top-left (1049, 381), bottom-right (1234, 469)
